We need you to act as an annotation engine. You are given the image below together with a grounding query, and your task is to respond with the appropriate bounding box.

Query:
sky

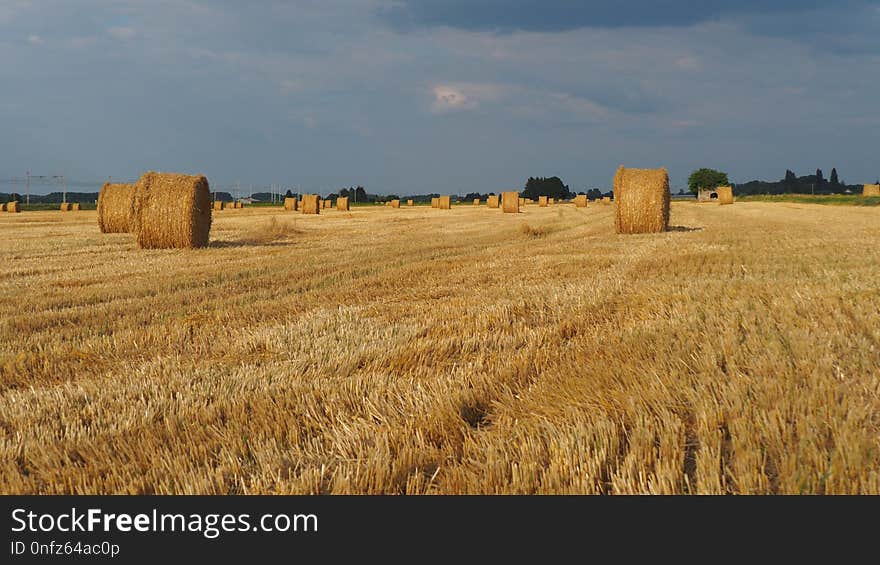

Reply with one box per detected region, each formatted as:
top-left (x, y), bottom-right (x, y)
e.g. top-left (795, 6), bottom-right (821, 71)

top-left (1, 0), bottom-right (879, 195)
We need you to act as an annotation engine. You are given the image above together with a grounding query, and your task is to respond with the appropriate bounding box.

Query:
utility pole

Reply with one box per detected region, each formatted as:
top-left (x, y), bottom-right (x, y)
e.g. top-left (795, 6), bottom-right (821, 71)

top-left (26, 171), bottom-right (30, 205)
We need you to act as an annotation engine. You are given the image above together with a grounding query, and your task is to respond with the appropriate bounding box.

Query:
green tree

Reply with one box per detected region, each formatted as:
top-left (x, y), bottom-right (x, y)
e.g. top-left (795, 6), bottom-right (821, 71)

top-left (830, 168), bottom-right (839, 186)
top-left (687, 168), bottom-right (729, 194)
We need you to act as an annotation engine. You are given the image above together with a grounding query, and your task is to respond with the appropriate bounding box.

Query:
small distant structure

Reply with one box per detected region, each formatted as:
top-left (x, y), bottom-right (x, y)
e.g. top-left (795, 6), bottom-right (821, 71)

top-left (240, 197), bottom-right (257, 204)
top-left (697, 188), bottom-right (718, 202)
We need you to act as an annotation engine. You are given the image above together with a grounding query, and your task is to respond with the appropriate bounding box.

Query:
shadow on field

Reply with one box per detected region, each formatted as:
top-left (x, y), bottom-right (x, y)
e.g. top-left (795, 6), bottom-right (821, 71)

top-left (209, 240), bottom-right (295, 248)
top-left (667, 225), bottom-right (703, 232)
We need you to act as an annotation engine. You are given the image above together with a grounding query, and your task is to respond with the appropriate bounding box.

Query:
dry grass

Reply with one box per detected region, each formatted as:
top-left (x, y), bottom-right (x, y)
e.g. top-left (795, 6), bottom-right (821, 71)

top-left (132, 172), bottom-right (212, 249)
top-left (241, 216), bottom-right (302, 245)
top-left (614, 167), bottom-right (669, 234)
top-left (1, 202), bottom-right (879, 494)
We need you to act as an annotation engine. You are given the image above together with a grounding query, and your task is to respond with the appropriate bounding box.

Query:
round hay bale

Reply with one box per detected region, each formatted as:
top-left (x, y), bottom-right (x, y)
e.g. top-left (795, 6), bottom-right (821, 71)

top-left (487, 195), bottom-right (499, 208)
top-left (337, 196), bottom-right (350, 211)
top-left (71, 203), bottom-right (81, 211)
top-left (438, 195), bottom-right (451, 209)
top-left (301, 194), bottom-right (320, 214)
top-left (574, 195), bottom-right (587, 207)
top-left (613, 166), bottom-right (669, 234)
top-left (0, 203), bottom-right (5, 212)
top-left (59, 202), bottom-right (71, 211)
top-left (390, 199), bottom-right (400, 208)
top-left (97, 183), bottom-right (137, 233)
top-left (132, 171), bottom-right (212, 249)
top-left (407, 199), bottom-right (414, 206)
top-left (473, 198), bottom-right (480, 206)
top-left (716, 186), bottom-right (734, 205)
top-left (502, 191), bottom-right (520, 214)
top-left (548, 198), bottom-right (555, 205)
top-left (539, 196), bottom-right (548, 207)
top-left (863, 184), bottom-right (880, 197)
top-left (283, 197), bottom-right (297, 211)
top-left (7, 201), bottom-right (20, 213)
top-left (213, 200), bottom-right (225, 211)
top-left (431, 197), bottom-right (439, 208)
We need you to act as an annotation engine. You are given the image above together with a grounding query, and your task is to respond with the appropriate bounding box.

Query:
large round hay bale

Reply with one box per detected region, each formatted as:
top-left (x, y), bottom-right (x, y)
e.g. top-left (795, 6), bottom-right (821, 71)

top-left (213, 200), bottom-right (225, 211)
top-left (574, 195), bottom-right (587, 207)
top-left (431, 197), bottom-right (439, 208)
top-left (502, 191), bottom-right (520, 214)
top-left (473, 198), bottom-right (480, 206)
top-left (283, 197), bottom-right (296, 211)
top-left (59, 202), bottom-right (71, 212)
top-left (487, 195), bottom-right (499, 208)
top-left (716, 186), bottom-right (734, 205)
top-left (863, 184), bottom-right (880, 197)
top-left (337, 196), bottom-right (350, 211)
top-left (97, 182), bottom-right (136, 233)
top-left (539, 196), bottom-right (548, 207)
top-left (613, 166), bottom-right (669, 234)
top-left (438, 195), bottom-right (451, 209)
top-left (301, 194), bottom-right (320, 214)
top-left (390, 199), bottom-right (400, 208)
top-left (132, 171), bottom-right (212, 249)
top-left (71, 203), bottom-right (81, 211)
top-left (7, 201), bottom-right (20, 213)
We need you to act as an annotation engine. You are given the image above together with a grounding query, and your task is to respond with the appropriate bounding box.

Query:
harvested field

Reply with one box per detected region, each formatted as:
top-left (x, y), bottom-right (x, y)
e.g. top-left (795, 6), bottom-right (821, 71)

top-left (1, 202), bottom-right (879, 494)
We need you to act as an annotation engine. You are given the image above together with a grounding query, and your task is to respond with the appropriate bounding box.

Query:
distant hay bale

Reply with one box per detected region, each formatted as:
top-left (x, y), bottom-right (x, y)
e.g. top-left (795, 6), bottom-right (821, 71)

top-left (438, 195), bottom-right (451, 209)
top-left (337, 196), bottom-right (349, 211)
top-left (487, 195), bottom-right (499, 208)
top-left (519, 197), bottom-right (525, 206)
top-left (602, 196), bottom-right (612, 204)
top-left (283, 197), bottom-right (296, 211)
top-left (0, 203), bottom-right (5, 212)
top-left (431, 197), bottom-right (439, 208)
top-left (301, 194), bottom-right (320, 214)
top-left (323, 199), bottom-right (331, 209)
top-left (613, 166), bottom-right (669, 234)
top-left (390, 199), bottom-right (400, 208)
top-left (716, 186), bottom-right (734, 205)
top-left (863, 184), bottom-right (880, 197)
top-left (549, 198), bottom-right (555, 205)
top-left (213, 200), bottom-right (225, 211)
top-left (502, 191), bottom-right (520, 214)
top-left (574, 195), bottom-right (587, 208)
top-left (526, 198), bottom-right (534, 204)
top-left (71, 203), bottom-right (81, 211)
top-left (236, 201), bottom-right (244, 209)
top-left (407, 199), bottom-right (414, 206)
top-left (132, 171), bottom-right (212, 249)
top-left (473, 198), bottom-right (480, 206)
top-left (59, 203), bottom-right (71, 211)
top-left (539, 196), bottom-right (548, 207)
top-left (7, 201), bottom-right (20, 213)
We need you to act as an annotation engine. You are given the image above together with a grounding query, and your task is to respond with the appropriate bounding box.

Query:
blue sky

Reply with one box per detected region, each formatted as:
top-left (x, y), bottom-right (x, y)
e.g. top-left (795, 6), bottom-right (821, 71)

top-left (1, 1), bottom-right (878, 195)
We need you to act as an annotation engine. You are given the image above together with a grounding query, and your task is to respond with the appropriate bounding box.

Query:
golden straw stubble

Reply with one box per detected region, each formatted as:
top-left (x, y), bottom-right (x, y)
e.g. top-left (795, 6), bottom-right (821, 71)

top-left (132, 171), bottom-right (212, 249)
top-left (613, 166), bottom-right (670, 234)
top-left (98, 183), bottom-right (137, 233)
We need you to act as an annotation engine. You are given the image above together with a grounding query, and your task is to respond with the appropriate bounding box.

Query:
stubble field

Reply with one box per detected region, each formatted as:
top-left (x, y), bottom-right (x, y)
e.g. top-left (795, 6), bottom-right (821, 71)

top-left (1, 201), bottom-right (878, 494)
